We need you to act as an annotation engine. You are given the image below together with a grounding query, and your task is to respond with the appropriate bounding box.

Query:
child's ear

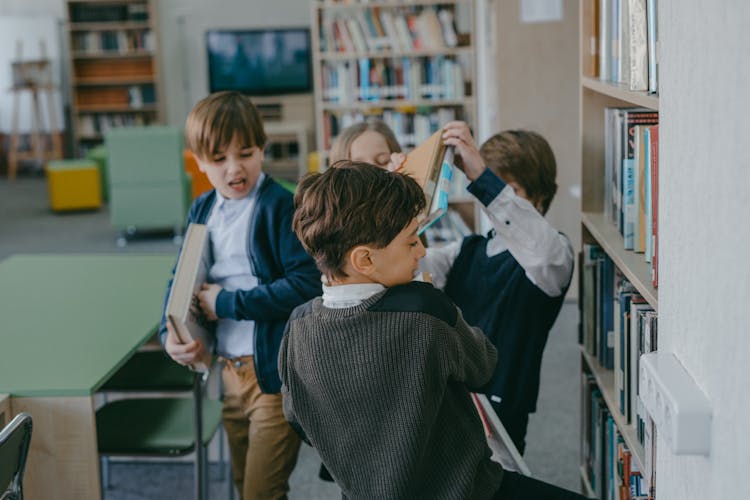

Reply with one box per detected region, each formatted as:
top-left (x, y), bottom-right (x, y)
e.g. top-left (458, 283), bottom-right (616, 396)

top-left (349, 245), bottom-right (376, 277)
top-left (193, 152), bottom-right (208, 173)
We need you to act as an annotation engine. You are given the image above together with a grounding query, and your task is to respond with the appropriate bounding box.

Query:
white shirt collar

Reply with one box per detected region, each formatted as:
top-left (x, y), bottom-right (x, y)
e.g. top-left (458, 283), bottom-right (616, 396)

top-left (322, 282), bottom-right (385, 309)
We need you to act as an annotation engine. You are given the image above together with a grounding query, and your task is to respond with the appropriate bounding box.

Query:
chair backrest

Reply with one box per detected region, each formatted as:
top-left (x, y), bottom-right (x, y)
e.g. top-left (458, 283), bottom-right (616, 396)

top-left (0, 412), bottom-right (33, 500)
top-left (105, 126), bottom-right (190, 230)
top-left (106, 126), bottom-right (185, 186)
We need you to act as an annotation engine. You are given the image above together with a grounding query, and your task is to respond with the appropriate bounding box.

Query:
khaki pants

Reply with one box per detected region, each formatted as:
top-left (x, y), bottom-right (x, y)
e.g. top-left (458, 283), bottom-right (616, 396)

top-left (221, 356), bottom-right (301, 499)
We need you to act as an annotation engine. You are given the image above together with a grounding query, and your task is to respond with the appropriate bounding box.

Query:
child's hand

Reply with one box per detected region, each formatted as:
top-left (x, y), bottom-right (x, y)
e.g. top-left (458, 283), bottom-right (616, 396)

top-left (441, 121), bottom-right (486, 181)
top-left (165, 321), bottom-right (206, 366)
top-left (198, 283), bottom-right (221, 321)
top-left (386, 152), bottom-right (406, 172)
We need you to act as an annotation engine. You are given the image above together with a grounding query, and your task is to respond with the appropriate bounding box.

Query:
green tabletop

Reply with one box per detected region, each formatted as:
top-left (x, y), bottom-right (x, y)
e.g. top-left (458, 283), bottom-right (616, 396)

top-left (0, 254), bottom-right (174, 397)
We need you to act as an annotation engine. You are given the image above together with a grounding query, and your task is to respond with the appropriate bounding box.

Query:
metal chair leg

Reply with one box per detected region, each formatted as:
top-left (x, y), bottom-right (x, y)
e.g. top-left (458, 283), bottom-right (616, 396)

top-left (193, 373), bottom-right (205, 500)
top-left (101, 393), bottom-right (111, 490)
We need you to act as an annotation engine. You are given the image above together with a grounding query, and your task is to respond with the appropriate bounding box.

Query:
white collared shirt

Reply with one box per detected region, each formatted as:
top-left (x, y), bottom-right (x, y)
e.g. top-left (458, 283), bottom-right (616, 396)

top-left (206, 173), bottom-right (265, 357)
top-left (322, 282), bottom-right (386, 308)
top-left (420, 183), bottom-right (574, 297)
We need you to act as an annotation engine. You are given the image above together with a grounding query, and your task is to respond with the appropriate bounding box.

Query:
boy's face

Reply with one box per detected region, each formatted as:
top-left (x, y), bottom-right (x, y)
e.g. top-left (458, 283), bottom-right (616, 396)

top-left (350, 130), bottom-right (392, 169)
top-left (195, 136), bottom-right (264, 199)
top-left (366, 218), bottom-right (426, 287)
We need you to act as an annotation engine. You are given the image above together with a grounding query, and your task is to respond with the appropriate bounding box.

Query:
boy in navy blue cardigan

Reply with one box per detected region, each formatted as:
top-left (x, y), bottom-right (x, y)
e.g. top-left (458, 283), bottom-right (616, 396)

top-left (158, 91), bottom-right (321, 499)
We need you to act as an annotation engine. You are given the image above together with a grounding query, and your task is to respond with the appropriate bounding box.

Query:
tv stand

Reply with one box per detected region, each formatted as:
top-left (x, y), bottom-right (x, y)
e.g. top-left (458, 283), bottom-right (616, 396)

top-left (255, 102), bottom-right (283, 122)
top-left (243, 95), bottom-right (313, 182)
top-left (264, 121), bottom-right (309, 182)
top-left (249, 94), bottom-right (313, 126)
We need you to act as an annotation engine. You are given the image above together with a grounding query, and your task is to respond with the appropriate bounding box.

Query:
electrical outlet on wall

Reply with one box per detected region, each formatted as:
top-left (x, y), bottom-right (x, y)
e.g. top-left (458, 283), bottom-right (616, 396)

top-left (639, 351), bottom-right (712, 455)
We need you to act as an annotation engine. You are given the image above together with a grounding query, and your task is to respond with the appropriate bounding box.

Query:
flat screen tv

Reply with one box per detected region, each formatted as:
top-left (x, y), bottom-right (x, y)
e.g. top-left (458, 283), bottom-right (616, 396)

top-left (206, 28), bottom-right (312, 96)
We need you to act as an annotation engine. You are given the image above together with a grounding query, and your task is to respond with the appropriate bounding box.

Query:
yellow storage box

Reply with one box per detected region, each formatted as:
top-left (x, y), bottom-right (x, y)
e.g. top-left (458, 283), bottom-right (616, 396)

top-left (47, 159), bottom-right (102, 211)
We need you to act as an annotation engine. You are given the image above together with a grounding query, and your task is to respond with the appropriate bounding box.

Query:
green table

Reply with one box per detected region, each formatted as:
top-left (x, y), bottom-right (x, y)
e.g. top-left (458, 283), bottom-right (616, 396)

top-left (0, 254), bottom-right (174, 499)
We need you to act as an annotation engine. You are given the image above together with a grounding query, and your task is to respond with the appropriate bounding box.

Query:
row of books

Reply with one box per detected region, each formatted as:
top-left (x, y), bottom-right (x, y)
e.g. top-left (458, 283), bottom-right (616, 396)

top-left (77, 111), bottom-right (155, 138)
top-left (321, 56), bottom-right (466, 104)
top-left (319, 5), bottom-right (460, 54)
top-left (322, 106), bottom-right (459, 150)
top-left (584, 0), bottom-right (658, 93)
top-left (603, 107), bottom-right (659, 287)
top-left (581, 245), bottom-right (658, 425)
top-left (70, 3), bottom-right (149, 24)
top-left (72, 30), bottom-right (154, 55)
top-left (583, 374), bottom-right (656, 500)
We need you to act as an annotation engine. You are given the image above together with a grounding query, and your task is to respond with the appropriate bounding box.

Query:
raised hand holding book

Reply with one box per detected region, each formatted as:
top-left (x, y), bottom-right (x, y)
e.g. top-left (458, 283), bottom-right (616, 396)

top-left (166, 223), bottom-right (215, 372)
top-left (399, 129), bottom-right (456, 234)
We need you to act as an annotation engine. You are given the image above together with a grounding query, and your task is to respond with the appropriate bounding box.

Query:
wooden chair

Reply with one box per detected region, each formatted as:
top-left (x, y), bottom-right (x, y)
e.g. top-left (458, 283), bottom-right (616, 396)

top-left (0, 412), bottom-right (33, 500)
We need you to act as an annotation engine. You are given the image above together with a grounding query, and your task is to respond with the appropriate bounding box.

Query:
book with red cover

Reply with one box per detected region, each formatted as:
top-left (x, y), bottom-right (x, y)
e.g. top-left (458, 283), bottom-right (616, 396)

top-left (649, 125), bottom-right (658, 287)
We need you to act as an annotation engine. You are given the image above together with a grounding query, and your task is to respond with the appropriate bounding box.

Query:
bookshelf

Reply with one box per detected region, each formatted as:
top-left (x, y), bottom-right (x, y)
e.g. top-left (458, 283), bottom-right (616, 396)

top-left (579, 1), bottom-right (659, 499)
top-left (310, 0), bottom-right (477, 170)
top-left (66, 0), bottom-right (163, 155)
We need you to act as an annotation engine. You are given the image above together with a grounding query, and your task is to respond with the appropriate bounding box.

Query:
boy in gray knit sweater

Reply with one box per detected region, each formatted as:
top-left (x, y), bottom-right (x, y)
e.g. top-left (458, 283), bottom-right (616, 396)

top-left (281, 162), bottom-right (587, 500)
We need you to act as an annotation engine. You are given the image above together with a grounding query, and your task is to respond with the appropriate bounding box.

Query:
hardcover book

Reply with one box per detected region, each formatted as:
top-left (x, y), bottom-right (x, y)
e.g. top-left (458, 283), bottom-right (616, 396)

top-left (166, 223), bottom-right (215, 372)
top-left (400, 129), bottom-right (455, 234)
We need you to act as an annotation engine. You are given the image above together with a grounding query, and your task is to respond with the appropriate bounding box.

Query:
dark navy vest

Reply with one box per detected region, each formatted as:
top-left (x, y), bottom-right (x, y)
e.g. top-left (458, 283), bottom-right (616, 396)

top-left (444, 234), bottom-right (568, 415)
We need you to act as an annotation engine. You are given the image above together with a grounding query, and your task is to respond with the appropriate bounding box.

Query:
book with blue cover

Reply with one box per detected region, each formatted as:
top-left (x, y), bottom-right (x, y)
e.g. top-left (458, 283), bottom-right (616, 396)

top-left (400, 129), bottom-right (456, 234)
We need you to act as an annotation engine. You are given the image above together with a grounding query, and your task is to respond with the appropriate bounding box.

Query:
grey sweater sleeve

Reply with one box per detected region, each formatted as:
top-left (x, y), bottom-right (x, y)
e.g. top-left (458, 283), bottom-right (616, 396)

top-left (442, 307), bottom-right (498, 390)
top-left (279, 320), bottom-right (310, 444)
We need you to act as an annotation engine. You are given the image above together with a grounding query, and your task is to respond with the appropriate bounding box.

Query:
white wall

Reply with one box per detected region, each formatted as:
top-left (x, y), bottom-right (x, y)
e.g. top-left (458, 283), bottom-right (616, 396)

top-left (0, 0), bottom-right (63, 17)
top-left (659, 1), bottom-right (750, 498)
top-left (0, 16), bottom-right (65, 133)
top-left (155, 0), bottom-right (311, 125)
top-left (0, 1), bottom-right (67, 133)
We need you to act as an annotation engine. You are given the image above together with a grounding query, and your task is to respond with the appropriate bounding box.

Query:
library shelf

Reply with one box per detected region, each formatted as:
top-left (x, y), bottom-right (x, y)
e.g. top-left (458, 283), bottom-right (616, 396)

top-left (581, 347), bottom-right (646, 474)
top-left (582, 211), bottom-right (658, 309)
top-left (581, 76), bottom-right (659, 110)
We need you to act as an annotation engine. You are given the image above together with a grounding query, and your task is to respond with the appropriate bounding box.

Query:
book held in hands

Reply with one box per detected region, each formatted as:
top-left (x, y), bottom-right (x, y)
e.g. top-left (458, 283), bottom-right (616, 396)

top-left (166, 223), bottom-right (215, 372)
top-left (400, 129), bottom-right (456, 234)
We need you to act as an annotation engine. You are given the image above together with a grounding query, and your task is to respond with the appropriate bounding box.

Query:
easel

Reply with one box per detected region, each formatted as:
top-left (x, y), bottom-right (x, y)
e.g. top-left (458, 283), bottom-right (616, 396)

top-left (7, 40), bottom-right (62, 180)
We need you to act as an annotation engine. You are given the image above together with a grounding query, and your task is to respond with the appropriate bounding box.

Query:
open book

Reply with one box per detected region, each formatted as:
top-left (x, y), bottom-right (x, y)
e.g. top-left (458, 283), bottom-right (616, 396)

top-left (472, 393), bottom-right (531, 476)
top-left (165, 223), bottom-right (215, 372)
top-left (400, 129), bottom-right (455, 234)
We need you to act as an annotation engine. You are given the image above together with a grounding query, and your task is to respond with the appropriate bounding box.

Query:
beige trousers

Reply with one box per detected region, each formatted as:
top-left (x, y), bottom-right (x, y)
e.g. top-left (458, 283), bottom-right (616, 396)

top-left (221, 356), bottom-right (301, 499)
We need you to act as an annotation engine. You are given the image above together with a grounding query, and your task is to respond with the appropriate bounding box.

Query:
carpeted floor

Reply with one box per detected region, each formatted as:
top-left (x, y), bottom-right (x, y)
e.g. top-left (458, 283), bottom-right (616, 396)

top-left (1, 175), bottom-right (583, 499)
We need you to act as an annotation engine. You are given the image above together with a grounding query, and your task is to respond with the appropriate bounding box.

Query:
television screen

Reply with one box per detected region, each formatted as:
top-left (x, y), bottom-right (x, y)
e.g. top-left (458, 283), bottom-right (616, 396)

top-left (206, 28), bottom-right (311, 96)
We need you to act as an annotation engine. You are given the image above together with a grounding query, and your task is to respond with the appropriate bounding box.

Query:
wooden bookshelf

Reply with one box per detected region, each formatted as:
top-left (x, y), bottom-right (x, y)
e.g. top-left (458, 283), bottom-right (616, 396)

top-left (582, 212), bottom-right (658, 309)
top-left (579, 0), bottom-right (659, 497)
top-left (319, 46), bottom-right (473, 61)
top-left (311, 0), bottom-right (477, 167)
top-left (318, 0), bottom-right (472, 8)
top-left (581, 348), bottom-right (646, 473)
top-left (66, 0), bottom-right (163, 155)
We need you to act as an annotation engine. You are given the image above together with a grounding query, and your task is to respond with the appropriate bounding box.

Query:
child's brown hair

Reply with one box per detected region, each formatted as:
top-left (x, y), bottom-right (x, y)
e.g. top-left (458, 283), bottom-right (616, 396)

top-left (293, 161), bottom-right (425, 281)
top-left (479, 130), bottom-right (557, 214)
top-left (329, 118), bottom-right (402, 163)
top-left (185, 91), bottom-right (267, 160)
